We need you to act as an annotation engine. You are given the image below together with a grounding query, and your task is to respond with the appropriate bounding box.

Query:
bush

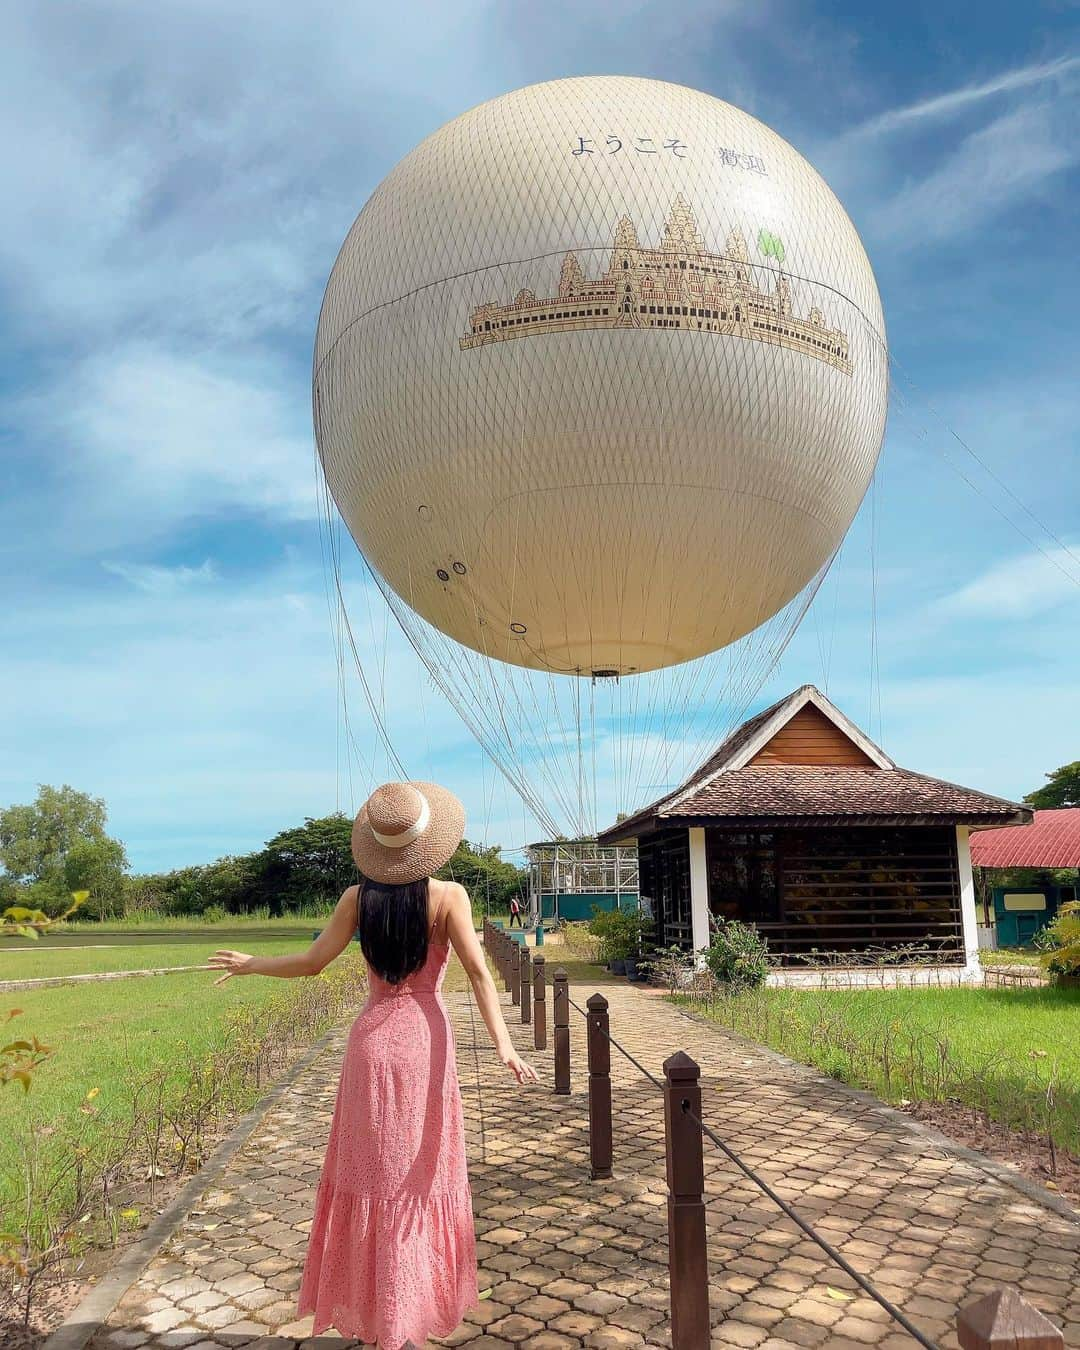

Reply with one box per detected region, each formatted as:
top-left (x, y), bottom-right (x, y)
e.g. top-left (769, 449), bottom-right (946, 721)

top-left (587, 906), bottom-right (652, 961)
top-left (560, 921), bottom-right (602, 963)
top-left (1040, 900), bottom-right (1080, 977)
top-left (702, 918), bottom-right (770, 991)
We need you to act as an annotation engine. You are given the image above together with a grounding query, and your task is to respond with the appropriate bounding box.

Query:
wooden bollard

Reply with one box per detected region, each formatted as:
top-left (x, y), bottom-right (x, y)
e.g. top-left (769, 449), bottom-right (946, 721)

top-left (553, 968), bottom-right (570, 1095)
top-left (520, 947), bottom-right (532, 1024)
top-left (958, 1289), bottom-right (1064, 1350)
top-left (511, 940), bottom-right (521, 1006)
top-left (500, 932), bottom-right (511, 992)
top-left (586, 993), bottom-right (612, 1180)
top-left (533, 954), bottom-right (547, 1051)
top-left (663, 1051), bottom-right (709, 1350)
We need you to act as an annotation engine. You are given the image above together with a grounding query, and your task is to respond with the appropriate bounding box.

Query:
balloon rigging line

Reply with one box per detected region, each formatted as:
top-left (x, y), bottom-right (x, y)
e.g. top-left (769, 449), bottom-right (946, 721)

top-left (887, 354), bottom-right (1080, 580)
top-left (887, 370), bottom-right (1080, 588)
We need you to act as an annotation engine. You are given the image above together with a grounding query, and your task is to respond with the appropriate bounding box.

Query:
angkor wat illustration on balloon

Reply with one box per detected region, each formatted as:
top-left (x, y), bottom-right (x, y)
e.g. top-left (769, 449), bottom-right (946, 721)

top-left (460, 194), bottom-right (851, 374)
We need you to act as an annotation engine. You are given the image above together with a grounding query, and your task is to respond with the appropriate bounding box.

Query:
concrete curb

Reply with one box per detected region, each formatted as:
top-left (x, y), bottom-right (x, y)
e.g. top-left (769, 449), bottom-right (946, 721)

top-left (41, 1020), bottom-right (345, 1350)
top-left (671, 998), bottom-right (1080, 1228)
top-left (0, 967), bottom-right (207, 993)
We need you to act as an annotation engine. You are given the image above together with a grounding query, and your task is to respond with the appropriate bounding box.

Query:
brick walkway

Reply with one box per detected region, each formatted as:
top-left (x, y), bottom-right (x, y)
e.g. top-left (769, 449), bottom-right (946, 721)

top-left (86, 973), bottom-right (1080, 1350)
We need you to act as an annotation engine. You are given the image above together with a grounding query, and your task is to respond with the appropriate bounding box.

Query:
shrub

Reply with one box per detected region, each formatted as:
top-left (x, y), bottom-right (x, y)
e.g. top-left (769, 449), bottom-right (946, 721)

top-left (560, 921), bottom-right (602, 963)
top-left (703, 918), bottom-right (770, 991)
top-left (1040, 900), bottom-right (1080, 977)
top-left (587, 907), bottom-right (652, 961)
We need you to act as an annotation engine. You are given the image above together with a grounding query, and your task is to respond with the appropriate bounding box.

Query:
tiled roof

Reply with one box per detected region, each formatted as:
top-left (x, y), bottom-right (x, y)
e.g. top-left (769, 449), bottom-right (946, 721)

top-left (670, 765), bottom-right (1027, 824)
top-left (598, 685), bottom-right (1029, 842)
top-left (970, 808), bottom-right (1080, 868)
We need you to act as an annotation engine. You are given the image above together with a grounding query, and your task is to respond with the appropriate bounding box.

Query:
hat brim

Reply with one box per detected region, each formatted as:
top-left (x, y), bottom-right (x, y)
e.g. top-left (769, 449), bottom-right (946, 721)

top-left (351, 781), bottom-right (466, 885)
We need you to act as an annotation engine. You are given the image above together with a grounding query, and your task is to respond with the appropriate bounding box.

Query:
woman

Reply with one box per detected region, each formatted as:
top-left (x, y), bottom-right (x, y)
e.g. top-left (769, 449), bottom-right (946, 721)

top-left (207, 781), bottom-right (538, 1349)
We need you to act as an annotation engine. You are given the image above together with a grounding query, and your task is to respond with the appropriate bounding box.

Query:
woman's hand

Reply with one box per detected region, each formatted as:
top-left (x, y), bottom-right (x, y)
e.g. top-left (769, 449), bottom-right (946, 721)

top-left (501, 1048), bottom-right (539, 1084)
top-left (207, 949), bottom-right (254, 985)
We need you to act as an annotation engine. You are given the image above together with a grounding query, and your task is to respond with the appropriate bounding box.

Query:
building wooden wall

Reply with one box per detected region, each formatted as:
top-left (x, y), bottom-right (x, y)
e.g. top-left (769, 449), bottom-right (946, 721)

top-left (748, 704), bottom-right (877, 767)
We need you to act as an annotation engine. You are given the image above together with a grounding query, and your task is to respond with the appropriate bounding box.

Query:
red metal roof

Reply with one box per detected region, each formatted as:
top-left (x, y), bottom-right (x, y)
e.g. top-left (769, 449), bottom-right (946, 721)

top-left (970, 808), bottom-right (1080, 869)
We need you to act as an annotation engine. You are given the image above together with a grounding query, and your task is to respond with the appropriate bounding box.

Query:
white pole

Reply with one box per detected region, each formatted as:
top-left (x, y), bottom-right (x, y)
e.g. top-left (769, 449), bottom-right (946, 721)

top-left (956, 826), bottom-right (982, 983)
top-left (688, 827), bottom-right (710, 963)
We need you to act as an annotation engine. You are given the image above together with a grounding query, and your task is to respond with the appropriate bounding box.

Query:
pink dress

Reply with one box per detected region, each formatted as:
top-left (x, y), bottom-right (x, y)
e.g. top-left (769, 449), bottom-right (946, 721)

top-left (295, 929), bottom-right (479, 1347)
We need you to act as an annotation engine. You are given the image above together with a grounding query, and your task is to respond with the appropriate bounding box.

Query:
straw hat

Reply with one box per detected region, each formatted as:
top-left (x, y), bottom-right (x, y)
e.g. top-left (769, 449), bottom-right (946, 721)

top-left (351, 781), bottom-right (465, 885)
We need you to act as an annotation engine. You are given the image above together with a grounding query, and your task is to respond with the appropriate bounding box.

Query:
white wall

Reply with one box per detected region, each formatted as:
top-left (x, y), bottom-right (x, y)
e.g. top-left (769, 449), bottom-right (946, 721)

top-left (955, 826), bottom-right (984, 983)
top-left (687, 826), bottom-right (710, 960)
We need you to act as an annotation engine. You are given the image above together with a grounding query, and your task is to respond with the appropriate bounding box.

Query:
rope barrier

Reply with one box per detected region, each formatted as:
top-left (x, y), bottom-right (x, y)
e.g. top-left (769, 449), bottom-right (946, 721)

top-left (562, 986), bottom-right (940, 1350)
top-left (566, 992), bottom-right (664, 1089)
top-left (681, 1100), bottom-right (939, 1350)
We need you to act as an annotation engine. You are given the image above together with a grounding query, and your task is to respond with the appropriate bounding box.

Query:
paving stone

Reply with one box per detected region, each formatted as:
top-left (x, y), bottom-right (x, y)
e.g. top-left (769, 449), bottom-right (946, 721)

top-left (487, 1313), bottom-right (545, 1340)
top-left (216, 1272), bottom-right (264, 1296)
top-left (142, 1308), bottom-right (189, 1335)
top-left (197, 1305), bottom-right (249, 1330)
top-left (178, 1290), bottom-right (226, 1315)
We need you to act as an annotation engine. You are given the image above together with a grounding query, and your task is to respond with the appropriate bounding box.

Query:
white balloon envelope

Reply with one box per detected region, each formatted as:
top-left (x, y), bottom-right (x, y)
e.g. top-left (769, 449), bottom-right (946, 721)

top-left (314, 75), bottom-right (887, 676)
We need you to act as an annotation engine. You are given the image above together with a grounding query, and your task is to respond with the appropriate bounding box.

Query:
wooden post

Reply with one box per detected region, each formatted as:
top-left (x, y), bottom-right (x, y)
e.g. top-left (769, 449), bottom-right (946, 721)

top-left (586, 993), bottom-right (612, 1180)
top-left (663, 1051), bottom-right (709, 1350)
top-left (511, 940), bottom-right (521, 1006)
top-left (533, 954), bottom-right (547, 1051)
top-left (553, 968), bottom-right (570, 1095)
top-left (520, 947), bottom-right (532, 1024)
top-left (958, 1289), bottom-right (1064, 1350)
top-left (500, 932), bottom-right (511, 992)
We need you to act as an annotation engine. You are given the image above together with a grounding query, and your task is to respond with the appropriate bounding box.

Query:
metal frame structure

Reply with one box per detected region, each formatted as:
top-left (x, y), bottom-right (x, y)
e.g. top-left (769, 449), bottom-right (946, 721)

top-left (526, 840), bottom-right (640, 921)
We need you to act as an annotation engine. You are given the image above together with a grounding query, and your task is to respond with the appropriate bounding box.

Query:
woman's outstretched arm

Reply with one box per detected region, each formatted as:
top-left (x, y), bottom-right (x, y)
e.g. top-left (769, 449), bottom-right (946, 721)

top-left (444, 882), bottom-right (538, 1085)
top-left (206, 885), bottom-right (361, 983)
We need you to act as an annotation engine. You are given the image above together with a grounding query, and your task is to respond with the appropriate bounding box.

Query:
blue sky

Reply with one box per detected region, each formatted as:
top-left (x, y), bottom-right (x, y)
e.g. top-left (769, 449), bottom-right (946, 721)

top-left (1, 1), bottom-right (1077, 874)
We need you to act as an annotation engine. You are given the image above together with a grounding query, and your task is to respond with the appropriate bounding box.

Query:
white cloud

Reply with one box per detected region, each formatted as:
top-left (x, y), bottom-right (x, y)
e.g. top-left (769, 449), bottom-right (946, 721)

top-left (849, 54), bottom-right (1080, 139)
top-left (35, 345), bottom-right (319, 543)
top-left (102, 558), bottom-right (219, 594)
top-left (869, 97), bottom-right (1079, 246)
top-left (931, 545), bottom-right (1080, 620)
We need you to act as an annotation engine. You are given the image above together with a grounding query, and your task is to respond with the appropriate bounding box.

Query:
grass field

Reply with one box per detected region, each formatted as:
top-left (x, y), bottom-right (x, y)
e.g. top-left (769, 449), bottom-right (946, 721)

top-left (1, 936), bottom-right (314, 980)
top-left (979, 946), bottom-right (1045, 968)
top-left (686, 983), bottom-right (1080, 1151)
top-left (1, 949), bottom-right (370, 1237)
top-left (1, 969), bottom-right (306, 1184)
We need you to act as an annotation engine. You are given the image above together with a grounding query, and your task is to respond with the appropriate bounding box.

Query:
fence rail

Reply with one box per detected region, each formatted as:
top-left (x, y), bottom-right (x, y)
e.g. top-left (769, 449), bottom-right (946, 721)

top-left (479, 919), bottom-right (1066, 1350)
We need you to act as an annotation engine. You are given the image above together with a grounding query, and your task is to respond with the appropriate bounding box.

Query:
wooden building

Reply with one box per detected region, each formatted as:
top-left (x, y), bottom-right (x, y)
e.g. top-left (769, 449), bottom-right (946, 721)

top-left (597, 686), bottom-right (1030, 981)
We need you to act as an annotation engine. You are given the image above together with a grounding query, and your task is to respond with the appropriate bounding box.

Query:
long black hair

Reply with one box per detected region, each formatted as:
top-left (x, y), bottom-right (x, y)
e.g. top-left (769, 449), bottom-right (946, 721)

top-left (356, 876), bottom-right (430, 984)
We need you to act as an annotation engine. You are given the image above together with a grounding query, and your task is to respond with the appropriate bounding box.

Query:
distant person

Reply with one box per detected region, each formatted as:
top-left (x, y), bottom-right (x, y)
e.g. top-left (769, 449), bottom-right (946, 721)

top-left (208, 781), bottom-right (537, 1349)
top-left (509, 895), bottom-right (523, 927)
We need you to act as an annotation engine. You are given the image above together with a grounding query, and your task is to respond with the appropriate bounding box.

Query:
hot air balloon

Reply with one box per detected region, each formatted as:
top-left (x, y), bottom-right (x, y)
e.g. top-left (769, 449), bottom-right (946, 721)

top-left (314, 76), bottom-right (887, 833)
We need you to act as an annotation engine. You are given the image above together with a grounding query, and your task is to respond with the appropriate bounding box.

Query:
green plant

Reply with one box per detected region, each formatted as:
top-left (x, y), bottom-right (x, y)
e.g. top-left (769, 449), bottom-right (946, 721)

top-left (703, 918), bottom-right (770, 991)
top-left (560, 921), bottom-right (602, 963)
top-left (587, 907), bottom-right (652, 961)
top-left (649, 943), bottom-right (694, 993)
top-left (1040, 901), bottom-right (1080, 977)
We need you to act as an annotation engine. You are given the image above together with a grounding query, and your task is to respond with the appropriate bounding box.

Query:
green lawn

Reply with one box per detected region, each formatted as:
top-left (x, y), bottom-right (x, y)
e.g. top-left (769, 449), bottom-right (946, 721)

top-left (0, 953), bottom-right (367, 1231)
top-left (685, 983), bottom-right (1080, 1152)
top-left (2, 936), bottom-right (320, 981)
top-left (978, 946), bottom-right (1044, 968)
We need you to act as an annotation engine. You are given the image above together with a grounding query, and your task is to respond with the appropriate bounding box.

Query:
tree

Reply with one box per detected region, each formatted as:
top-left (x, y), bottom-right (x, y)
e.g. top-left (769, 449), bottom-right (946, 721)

top-left (1024, 762), bottom-right (1080, 810)
top-left (436, 838), bottom-right (525, 912)
top-left (263, 815), bottom-right (356, 911)
top-left (0, 785), bottom-right (128, 915)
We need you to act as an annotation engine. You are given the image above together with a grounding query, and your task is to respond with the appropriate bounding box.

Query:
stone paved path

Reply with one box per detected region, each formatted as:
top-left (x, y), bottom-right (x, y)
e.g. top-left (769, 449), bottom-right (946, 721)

top-left (85, 972), bottom-right (1080, 1350)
